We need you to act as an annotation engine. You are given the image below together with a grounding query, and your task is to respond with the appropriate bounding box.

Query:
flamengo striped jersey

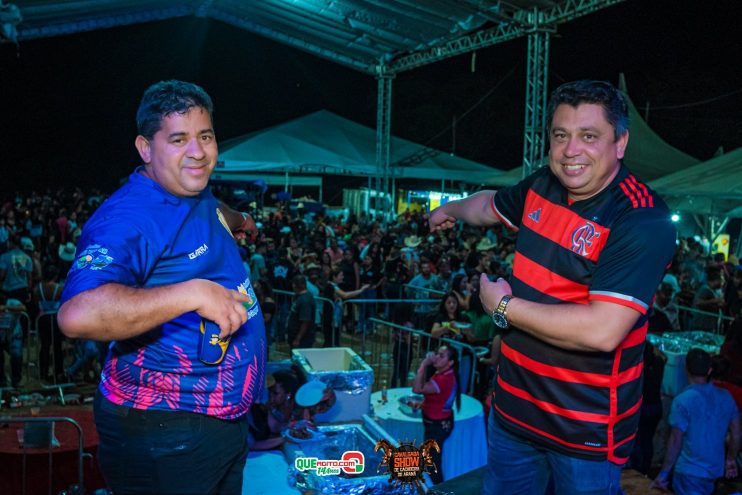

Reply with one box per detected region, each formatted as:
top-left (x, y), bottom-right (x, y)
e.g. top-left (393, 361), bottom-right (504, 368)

top-left (491, 164), bottom-right (676, 463)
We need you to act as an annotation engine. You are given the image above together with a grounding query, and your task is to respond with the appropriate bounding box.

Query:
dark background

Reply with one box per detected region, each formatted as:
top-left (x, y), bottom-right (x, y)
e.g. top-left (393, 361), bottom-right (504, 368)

top-left (1, 0), bottom-right (741, 193)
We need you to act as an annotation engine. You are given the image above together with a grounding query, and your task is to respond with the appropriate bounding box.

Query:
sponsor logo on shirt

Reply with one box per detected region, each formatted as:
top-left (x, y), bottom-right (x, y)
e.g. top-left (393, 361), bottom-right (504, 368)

top-left (238, 279), bottom-right (260, 320)
top-left (72, 244), bottom-right (114, 271)
top-left (528, 208), bottom-right (541, 223)
top-left (188, 243), bottom-right (209, 260)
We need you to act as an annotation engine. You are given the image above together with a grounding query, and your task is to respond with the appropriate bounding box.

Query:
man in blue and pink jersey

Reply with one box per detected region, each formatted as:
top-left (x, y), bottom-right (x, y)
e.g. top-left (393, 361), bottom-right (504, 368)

top-left (58, 80), bottom-right (264, 495)
top-left (430, 80), bottom-right (676, 494)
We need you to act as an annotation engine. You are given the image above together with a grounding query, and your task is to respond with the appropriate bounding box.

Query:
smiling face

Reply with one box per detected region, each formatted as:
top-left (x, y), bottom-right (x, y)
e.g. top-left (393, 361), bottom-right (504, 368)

top-left (548, 103), bottom-right (628, 202)
top-left (135, 107), bottom-right (217, 197)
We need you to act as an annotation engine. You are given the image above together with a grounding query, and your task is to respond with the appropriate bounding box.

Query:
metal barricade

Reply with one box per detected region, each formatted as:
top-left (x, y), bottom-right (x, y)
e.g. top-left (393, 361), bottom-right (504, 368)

top-left (2, 415), bottom-right (90, 495)
top-left (676, 305), bottom-right (734, 334)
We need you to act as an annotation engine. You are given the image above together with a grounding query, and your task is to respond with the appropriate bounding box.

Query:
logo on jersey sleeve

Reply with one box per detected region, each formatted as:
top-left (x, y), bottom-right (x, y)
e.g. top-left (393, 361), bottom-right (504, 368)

top-left (72, 244), bottom-right (114, 271)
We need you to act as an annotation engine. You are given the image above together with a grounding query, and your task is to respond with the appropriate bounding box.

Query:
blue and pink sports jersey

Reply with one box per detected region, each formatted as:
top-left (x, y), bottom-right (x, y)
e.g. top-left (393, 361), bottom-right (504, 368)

top-left (61, 169), bottom-right (265, 419)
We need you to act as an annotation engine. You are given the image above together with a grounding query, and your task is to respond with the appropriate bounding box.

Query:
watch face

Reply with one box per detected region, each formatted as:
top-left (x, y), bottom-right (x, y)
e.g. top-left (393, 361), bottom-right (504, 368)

top-left (492, 312), bottom-right (508, 328)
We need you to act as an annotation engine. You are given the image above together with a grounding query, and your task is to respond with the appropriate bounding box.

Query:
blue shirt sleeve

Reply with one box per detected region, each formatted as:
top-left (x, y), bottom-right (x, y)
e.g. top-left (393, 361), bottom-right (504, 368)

top-left (60, 214), bottom-right (156, 304)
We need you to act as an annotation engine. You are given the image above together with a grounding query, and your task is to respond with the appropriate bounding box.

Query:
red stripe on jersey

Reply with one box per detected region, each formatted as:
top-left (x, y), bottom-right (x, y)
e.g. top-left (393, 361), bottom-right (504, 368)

top-left (513, 253), bottom-right (589, 303)
top-left (502, 341), bottom-right (642, 388)
top-left (617, 323), bottom-right (648, 350)
top-left (498, 376), bottom-right (611, 423)
top-left (522, 191), bottom-right (610, 262)
top-left (502, 341), bottom-right (610, 387)
top-left (624, 177), bottom-right (647, 208)
top-left (618, 182), bottom-right (639, 208)
top-left (609, 433), bottom-right (636, 463)
top-left (491, 195), bottom-right (517, 231)
top-left (589, 293), bottom-right (648, 314)
top-left (495, 404), bottom-right (609, 453)
top-left (628, 175), bottom-right (654, 208)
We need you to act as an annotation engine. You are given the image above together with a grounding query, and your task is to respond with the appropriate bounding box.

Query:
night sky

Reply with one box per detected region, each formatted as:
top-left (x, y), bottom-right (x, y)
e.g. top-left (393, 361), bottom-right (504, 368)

top-left (1, 0), bottom-right (741, 194)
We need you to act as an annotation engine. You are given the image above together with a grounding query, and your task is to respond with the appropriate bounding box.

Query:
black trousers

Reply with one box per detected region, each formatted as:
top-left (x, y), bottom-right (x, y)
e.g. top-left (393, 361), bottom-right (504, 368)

top-left (422, 412), bottom-right (454, 484)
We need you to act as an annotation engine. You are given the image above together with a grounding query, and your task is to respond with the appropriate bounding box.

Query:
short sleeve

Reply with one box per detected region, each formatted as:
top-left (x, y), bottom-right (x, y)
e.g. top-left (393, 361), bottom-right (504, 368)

top-left (589, 209), bottom-right (676, 314)
top-left (60, 216), bottom-right (155, 304)
top-left (492, 168), bottom-right (545, 230)
top-left (297, 295), bottom-right (314, 322)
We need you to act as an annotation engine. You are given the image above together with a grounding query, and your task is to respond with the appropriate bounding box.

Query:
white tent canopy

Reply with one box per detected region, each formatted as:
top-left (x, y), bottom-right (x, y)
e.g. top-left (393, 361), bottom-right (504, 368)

top-left (216, 110), bottom-right (505, 185)
top-left (650, 145), bottom-right (742, 218)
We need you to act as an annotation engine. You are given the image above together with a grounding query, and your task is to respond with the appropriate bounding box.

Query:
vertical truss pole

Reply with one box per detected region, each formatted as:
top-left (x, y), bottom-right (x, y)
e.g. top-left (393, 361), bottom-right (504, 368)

top-left (522, 14), bottom-right (551, 178)
top-left (375, 72), bottom-right (394, 224)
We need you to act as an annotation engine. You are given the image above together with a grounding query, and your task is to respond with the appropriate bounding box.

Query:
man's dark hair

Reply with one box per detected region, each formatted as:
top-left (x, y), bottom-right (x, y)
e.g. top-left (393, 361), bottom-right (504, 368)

top-left (686, 347), bottom-right (712, 377)
top-left (136, 80), bottom-right (214, 139)
top-left (547, 80), bottom-right (629, 141)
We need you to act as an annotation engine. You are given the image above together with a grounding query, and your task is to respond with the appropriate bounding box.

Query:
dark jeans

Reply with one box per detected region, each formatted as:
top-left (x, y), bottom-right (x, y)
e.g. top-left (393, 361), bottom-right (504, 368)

top-left (38, 313), bottom-right (64, 380)
top-left (483, 414), bottom-right (623, 495)
top-left (422, 412), bottom-right (454, 484)
top-left (94, 391), bottom-right (249, 495)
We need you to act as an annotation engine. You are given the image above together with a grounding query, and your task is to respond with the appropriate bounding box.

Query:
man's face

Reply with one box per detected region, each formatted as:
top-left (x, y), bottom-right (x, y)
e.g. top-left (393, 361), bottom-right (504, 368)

top-left (135, 107), bottom-right (217, 197)
top-left (548, 103), bottom-right (628, 202)
top-left (420, 262), bottom-right (431, 277)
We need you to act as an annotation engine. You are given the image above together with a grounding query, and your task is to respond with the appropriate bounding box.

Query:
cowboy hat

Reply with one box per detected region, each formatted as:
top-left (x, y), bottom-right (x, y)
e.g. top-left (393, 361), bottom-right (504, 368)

top-left (58, 242), bottom-right (77, 262)
top-left (476, 238), bottom-right (496, 251)
top-left (404, 235), bottom-right (422, 248)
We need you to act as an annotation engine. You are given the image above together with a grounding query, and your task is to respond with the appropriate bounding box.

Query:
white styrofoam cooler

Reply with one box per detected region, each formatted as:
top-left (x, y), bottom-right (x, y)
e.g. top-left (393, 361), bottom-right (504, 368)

top-left (291, 347), bottom-right (374, 422)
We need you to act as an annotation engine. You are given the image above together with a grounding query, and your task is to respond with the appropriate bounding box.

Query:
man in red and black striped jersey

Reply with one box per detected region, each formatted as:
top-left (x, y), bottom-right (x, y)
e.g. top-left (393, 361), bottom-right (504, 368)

top-left (430, 80), bottom-right (676, 494)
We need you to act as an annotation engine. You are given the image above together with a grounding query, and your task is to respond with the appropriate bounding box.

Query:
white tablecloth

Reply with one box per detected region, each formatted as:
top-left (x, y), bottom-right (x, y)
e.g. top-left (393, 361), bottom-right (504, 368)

top-left (370, 387), bottom-right (487, 481)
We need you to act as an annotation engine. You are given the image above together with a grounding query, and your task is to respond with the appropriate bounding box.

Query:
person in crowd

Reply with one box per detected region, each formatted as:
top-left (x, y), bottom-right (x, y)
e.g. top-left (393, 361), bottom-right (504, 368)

top-left (270, 247), bottom-right (295, 344)
top-left (412, 344), bottom-right (461, 484)
top-left (357, 252), bottom-right (383, 334)
top-left (322, 267), bottom-right (368, 347)
top-left (628, 341), bottom-right (665, 475)
top-left (324, 237), bottom-right (343, 265)
top-left (692, 265), bottom-right (726, 332)
top-left (721, 317), bottom-right (742, 387)
top-left (33, 263), bottom-right (66, 383)
top-left (287, 274), bottom-right (316, 350)
top-left (651, 348), bottom-right (740, 495)
top-left (390, 302), bottom-right (415, 388)
top-left (652, 281), bottom-right (680, 332)
top-left (0, 235), bottom-right (33, 304)
top-left (408, 260), bottom-right (444, 329)
top-left (249, 241), bottom-right (267, 284)
top-left (56, 80), bottom-right (264, 495)
top-left (429, 292), bottom-right (471, 341)
top-left (248, 370), bottom-right (301, 451)
top-left (450, 273), bottom-right (471, 311)
top-left (0, 295), bottom-right (25, 388)
top-left (254, 279), bottom-right (276, 347)
top-left (429, 80), bottom-right (676, 494)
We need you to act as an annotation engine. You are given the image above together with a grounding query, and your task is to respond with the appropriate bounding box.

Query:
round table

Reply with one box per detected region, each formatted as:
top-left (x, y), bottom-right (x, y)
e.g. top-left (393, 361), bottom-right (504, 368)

top-left (0, 405), bottom-right (107, 494)
top-left (370, 387), bottom-right (487, 482)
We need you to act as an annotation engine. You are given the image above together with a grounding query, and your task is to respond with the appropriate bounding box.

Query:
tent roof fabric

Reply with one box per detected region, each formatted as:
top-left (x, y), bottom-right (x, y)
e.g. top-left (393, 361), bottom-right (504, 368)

top-left (650, 145), bottom-right (742, 217)
top-left (217, 110), bottom-right (504, 184)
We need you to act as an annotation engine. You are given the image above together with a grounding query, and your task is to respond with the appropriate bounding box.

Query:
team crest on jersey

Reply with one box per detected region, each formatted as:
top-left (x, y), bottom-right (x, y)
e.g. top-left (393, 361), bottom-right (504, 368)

top-left (571, 222), bottom-right (600, 257)
top-left (72, 244), bottom-right (114, 271)
top-left (216, 208), bottom-right (234, 238)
